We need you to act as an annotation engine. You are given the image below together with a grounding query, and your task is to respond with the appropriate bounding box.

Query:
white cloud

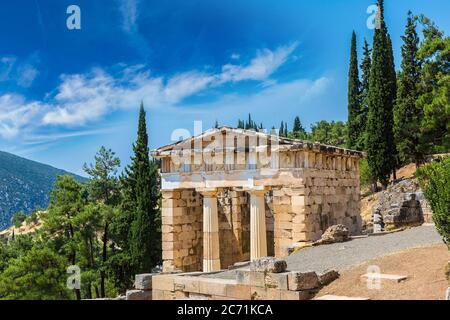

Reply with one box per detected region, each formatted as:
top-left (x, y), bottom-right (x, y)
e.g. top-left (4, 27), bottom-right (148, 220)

top-left (219, 42), bottom-right (298, 83)
top-left (0, 94), bottom-right (47, 138)
top-left (0, 42), bottom-right (299, 136)
top-left (163, 72), bottom-right (216, 104)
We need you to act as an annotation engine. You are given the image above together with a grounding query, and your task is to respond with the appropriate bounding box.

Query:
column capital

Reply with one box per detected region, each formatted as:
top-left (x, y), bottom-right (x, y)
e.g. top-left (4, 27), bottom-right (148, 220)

top-left (245, 187), bottom-right (268, 196)
top-left (196, 188), bottom-right (219, 197)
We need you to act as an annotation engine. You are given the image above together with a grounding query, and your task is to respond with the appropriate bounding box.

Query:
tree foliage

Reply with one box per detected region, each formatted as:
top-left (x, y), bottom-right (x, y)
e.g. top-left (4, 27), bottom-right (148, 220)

top-left (417, 157), bottom-right (450, 247)
top-left (365, 0), bottom-right (397, 188)
top-left (347, 31), bottom-right (362, 150)
top-left (394, 11), bottom-right (423, 165)
top-left (0, 246), bottom-right (71, 300)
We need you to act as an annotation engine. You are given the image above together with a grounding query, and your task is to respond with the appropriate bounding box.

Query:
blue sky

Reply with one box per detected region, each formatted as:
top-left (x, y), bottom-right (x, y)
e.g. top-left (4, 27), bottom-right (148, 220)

top-left (0, 0), bottom-right (449, 175)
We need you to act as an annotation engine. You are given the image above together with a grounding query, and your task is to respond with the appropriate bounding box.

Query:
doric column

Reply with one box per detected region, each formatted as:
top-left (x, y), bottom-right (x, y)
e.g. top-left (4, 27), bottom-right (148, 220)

top-left (249, 189), bottom-right (267, 260)
top-left (198, 189), bottom-right (221, 272)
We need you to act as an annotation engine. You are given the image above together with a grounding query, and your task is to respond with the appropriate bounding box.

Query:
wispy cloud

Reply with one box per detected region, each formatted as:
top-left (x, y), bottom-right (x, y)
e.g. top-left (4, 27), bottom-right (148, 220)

top-left (0, 43), bottom-right (299, 138)
top-left (0, 94), bottom-right (46, 138)
top-left (0, 54), bottom-right (40, 88)
top-left (118, 0), bottom-right (140, 33)
top-left (219, 42), bottom-right (298, 83)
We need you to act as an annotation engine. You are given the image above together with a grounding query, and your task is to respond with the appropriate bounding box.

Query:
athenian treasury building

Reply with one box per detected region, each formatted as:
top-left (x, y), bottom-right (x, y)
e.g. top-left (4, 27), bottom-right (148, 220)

top-left (152, 127), bottom-right (363, 273)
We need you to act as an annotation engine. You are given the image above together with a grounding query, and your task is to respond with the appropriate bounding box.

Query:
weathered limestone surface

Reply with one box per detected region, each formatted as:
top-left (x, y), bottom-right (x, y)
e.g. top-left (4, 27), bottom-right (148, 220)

top-left (126, 289), bottom-right (152, 300)
top-left (151, 261), bottom-right (339, 300)
top-left (317, 224), bottom-right (350, 244)
top-left (155, 128), bottom-right (363, 272)
top-left (161, 189), bottom-right (203, 272)
top-left (217, 190), bottom-right (250, 268)
top-left (250, 257), bottom-right (287, 273)
top-left (135, 273), bottom-right (153, 290)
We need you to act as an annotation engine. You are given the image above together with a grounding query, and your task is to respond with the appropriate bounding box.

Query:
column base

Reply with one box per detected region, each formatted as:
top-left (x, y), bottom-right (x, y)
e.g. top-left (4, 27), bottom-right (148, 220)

top-left (203, 259), bottom-right (221, 272)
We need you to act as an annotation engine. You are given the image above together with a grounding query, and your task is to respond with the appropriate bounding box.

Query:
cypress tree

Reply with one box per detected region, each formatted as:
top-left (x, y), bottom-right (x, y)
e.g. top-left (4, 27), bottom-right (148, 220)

top-left (293, 116), bottom-right (301, 133)
top-left (358, 38), bottom-right (372, 150)
top-left (347, 31), bottom-right (362, 150)
top-left (279, 121), bottom-right (285, 137)
top-left (394, 11), bottom-right (423, 165)
top-left (366, 0), bottom-right (397, 188)
top-left (129, 102), bottom-right (161, 272)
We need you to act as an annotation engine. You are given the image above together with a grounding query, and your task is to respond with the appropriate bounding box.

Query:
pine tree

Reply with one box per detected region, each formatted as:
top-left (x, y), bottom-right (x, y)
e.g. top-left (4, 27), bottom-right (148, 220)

top-left (358, 39), bottom-right (372, 150)
top-left (347, 31), bottom-right (362, 150)
top-left (128, 103), bottom-right (161, 273)
top-left (365, 0), bottom-right (397, 188)
top-left (284, 122), bottom-right (288, 137)
top-left (394, 11), bottom-right (423, 165)
top-left (292, 116), bottom-right (307, 139)
top-left (416, 16), bottom-right (450, 153)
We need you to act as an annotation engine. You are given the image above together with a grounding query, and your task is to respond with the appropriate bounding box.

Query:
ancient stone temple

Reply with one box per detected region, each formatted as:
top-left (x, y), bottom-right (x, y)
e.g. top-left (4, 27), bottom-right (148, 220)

top-left (152, 127), bottom-right (363, 273)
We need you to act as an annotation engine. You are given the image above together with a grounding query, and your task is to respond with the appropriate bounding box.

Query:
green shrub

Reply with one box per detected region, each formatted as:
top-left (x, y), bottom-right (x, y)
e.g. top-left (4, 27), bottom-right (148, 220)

top-left (11, 212), bottom-right (27, 228)
top-left (416, 157), bottom-right (450, 246)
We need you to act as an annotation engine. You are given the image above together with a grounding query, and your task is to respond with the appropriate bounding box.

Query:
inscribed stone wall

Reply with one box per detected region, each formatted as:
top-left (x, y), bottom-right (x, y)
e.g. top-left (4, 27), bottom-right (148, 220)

top-left (217, 189), bottom-right (249, 268)
top-left (161, 189), bottom-right (203, 272)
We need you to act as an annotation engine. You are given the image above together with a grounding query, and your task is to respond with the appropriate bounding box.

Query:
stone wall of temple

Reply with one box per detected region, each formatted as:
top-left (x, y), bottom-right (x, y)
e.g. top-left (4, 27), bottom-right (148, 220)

top-left (161, 189), bottom-right (203, 272)
top-left (160, 148), bottom-right (362, 271)
top-left (217, 189), bottom-right (249, 268)
top-left (271, 152), bottom-right (361, 257)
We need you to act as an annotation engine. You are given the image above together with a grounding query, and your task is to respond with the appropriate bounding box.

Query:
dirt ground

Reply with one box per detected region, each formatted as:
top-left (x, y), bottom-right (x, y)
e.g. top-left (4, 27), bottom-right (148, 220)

top-left (315, 244), bottom-right (450, 300)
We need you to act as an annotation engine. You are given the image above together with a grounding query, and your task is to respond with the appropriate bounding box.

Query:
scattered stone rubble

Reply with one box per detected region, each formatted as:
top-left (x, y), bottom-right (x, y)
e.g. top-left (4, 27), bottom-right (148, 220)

top-left (314, 224), bottom-right (350, 245)
top-left (249, 257), bottom-right (287, 273)
top-left (127, 257), bottom-right (340, 300)
top-left (126, 273), bottom-right (153, 300)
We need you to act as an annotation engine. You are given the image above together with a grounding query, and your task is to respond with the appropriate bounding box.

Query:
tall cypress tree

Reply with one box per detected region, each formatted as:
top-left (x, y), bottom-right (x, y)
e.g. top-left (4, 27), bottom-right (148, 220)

top-left (347, 31), bottom-right (362, 150)
top-left (394, 11), bottom-right (423, 165)
top-left (358, 38), bottom-right (372, 150)
top-left (129, 103), bottom-right (161, 272)
top-left (366, 0), bottom-right (397, 188)
top-left (279, 121), bottom-right (285, 137)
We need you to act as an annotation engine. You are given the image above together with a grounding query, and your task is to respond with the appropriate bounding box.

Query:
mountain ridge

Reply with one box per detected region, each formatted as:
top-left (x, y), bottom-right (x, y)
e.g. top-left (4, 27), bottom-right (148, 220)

top-left (0, 150), bottom-right (87, 230)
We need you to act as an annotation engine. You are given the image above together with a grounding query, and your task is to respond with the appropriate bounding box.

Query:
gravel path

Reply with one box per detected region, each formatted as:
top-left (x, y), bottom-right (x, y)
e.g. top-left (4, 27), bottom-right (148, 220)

top-left (206, 225), bottom-right (443, 279)
top-left (285, 225), bottom-right (442, 273)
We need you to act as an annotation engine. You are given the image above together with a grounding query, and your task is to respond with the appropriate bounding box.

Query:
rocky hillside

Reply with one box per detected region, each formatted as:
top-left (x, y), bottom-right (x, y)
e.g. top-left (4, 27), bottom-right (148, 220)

top-left (361, 162), bottom-right (434, 233)
top-left (0, 151), bottom-right (87, 230)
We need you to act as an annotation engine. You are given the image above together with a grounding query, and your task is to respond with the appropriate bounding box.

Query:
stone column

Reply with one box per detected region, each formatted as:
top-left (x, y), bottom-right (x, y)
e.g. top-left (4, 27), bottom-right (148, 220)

top-left (198, 189), bottom-right (221, 272)
top-left (249, 189), bottom-right (267, 260)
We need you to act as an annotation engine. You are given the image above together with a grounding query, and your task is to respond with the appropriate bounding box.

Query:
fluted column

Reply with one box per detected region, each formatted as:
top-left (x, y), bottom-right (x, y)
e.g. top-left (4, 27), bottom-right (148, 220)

top-left (198, 189), bottom-right (221, 272)
top-left (249, 189), bottom-right (267, 260)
